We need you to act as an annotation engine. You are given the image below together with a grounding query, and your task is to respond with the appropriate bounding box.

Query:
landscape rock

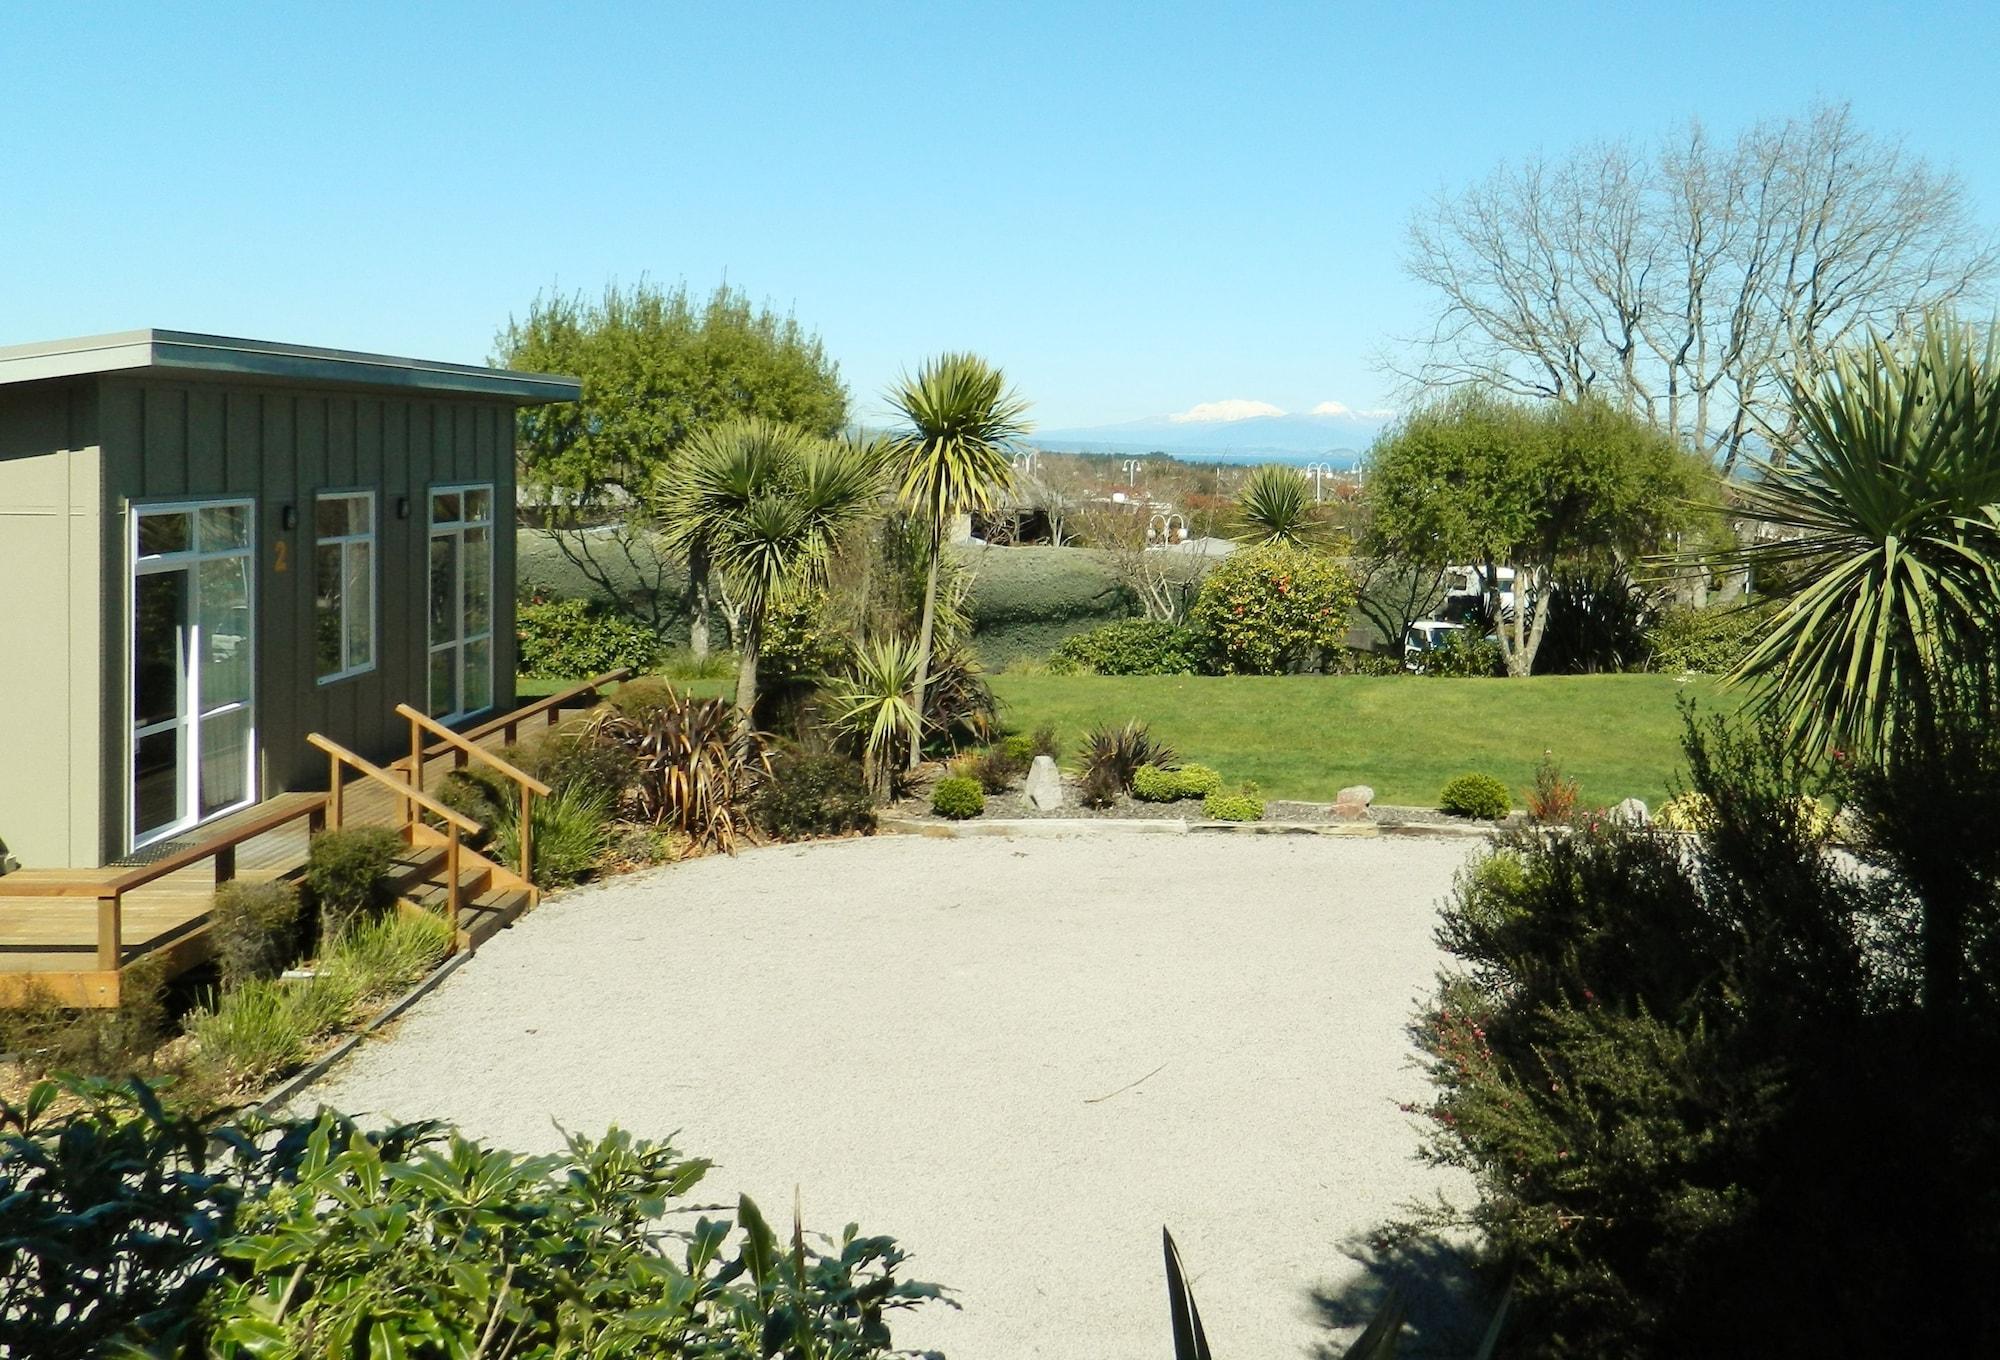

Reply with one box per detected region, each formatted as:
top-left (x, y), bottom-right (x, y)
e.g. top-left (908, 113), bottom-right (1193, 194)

top-left (1024, 756), bottom-right (1064, 811)
top-left (1609, 796), bottom-right (1650, 826)
top-left (1333, 784), bottom-right (1375, 821)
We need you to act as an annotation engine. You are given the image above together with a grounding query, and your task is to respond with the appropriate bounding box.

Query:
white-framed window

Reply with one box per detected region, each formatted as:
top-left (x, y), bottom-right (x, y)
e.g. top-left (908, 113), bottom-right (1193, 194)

top-left (314, 491), bottom-right (376, 682)
top-left (427, 484), bottom-right (494, 720)
top-left (129, 498), bottom-right (257, 850)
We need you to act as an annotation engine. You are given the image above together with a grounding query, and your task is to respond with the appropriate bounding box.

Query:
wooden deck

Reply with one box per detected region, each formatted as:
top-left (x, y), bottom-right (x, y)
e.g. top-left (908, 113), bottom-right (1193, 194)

top-left (0, 670), bottom-right (627, 1007)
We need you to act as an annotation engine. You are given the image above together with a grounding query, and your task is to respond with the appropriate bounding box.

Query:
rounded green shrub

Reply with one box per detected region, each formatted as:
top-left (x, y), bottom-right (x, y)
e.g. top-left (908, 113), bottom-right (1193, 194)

top-left (756, 751), bottom-right (877, 840)
top-left (1131, 763), bottom-right (1183, 802)
top-left (931, 776), bottom-right (986, 820)
top-left (1188, 542), bottom-right (1358, 674)
top-left (210, 880), bottom-right (303, 991)
top-left (1047, 619), bottom-right (1203, 676)
top-left (1439, 772), bottom-right (1512, 820)
top-left (1175, 763), bottom-right (1223, 797)
top-left (1202, 789), bottom-right (1265, 821)
top-left (516, 593), bottom-right (660, 679)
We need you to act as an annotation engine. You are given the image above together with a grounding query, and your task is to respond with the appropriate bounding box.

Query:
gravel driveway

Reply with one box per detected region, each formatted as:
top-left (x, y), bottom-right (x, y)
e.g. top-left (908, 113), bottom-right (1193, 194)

top-left (303, 832), bottom-right (1482, 1359)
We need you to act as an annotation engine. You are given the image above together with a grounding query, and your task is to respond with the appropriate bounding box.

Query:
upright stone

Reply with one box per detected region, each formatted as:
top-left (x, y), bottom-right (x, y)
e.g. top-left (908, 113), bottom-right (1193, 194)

top-left (1609, 796), bottom-right (1650, 826)
top-left (1024, 755), bottom-right (1064, 811)
top-left (1334, 784), bottom-right (1374, 821)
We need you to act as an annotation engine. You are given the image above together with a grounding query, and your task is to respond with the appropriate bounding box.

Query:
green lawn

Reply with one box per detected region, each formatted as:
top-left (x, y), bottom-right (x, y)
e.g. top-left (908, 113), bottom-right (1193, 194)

top-left (990, 673), bottom-right (1740, 808)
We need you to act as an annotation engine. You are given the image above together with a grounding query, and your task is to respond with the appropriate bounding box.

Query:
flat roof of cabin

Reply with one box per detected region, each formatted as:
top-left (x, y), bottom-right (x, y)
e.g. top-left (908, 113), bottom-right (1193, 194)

top-left (0, 329), bottom-right (580, 404)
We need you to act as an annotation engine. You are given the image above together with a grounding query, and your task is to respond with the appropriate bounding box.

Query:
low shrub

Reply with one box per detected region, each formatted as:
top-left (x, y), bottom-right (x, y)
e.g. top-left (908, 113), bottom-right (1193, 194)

top-left (1420, 630), bottom-right (1504, 678)
top-left (999, 733), bottom-right (1037, 765)
top-left (931, 776), bottom-right (985, 820)
top-left (757, 584), bottom-right (851, 685)
top-left (435, 767), bottom-right (506, 845)
top-left (516, 592), bottom-right (660, 679)
top-left (1188, 541), bottom-right (1358, 674)
top-left (922, 645), bottom-right (1001, 750)
top-left (209, 880), bottom-right (303, 990)
top-left (1646, 600), bottom-right (1773, 674)
top-left (1656, 788), bottom-right (1835, 840)
top-left (969, 744), bottom-right (1026, 793)
top-left (302, 828), bottom-right (403, 948)
top-left (1131, 762), bottom-right (1224, 803)
top-left (1047, 618), bottom-right (1204, 675)
top-left (504, 729), bottom-right (635, 808)
top-left (1080, 720), bottom-right (1177, 793)
top-left (0, 956), bottom-right (169, 1080)
top-left (602, 823), bottom-right (692, 870)
top-left (1326, 647), bottom-right (1405, 676)
top-left (492, 785), bottom-right (611, 888)
top-left (1438, 772), bottom-right (1512, 820)
top-left (322, 909), bottom-right (455, 1002)
top-left (756, 751), bottom-right (877, 840)
top-left (1031, 723), bottom-right (1062, 759)
top-left (1202, 788), bottom-right (1265, 821)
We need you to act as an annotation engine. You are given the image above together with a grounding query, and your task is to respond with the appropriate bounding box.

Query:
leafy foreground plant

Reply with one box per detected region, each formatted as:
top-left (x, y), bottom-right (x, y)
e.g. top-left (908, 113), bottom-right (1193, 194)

top-left (589, 685), bottom-right (769, 852)
top-left (1080, 720), bottom-right (1177, 794)
top-left (0, 1077), bottom-right (947, 1360)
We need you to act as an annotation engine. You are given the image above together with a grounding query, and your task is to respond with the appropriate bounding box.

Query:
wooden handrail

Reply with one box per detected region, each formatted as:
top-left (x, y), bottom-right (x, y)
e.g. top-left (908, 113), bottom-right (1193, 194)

top-left (306, 733), bottom-right (482, 835)
top-left (450, 667), bottom-right (633, 751)
top-left (396, 704), bottom-right (552, 795)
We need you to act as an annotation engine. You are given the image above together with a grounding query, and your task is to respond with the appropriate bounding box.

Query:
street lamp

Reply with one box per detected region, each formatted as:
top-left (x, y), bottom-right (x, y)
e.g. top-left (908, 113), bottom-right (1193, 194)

top-left (1121, 458), bottom-right (1140, 487)
top-left (1303, 460), bottom-right (1337, 503)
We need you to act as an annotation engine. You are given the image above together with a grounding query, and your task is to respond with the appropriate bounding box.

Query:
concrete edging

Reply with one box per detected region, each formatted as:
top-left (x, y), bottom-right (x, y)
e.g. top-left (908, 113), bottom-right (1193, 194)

top-left (879, 815), bottom-right (1499, 841)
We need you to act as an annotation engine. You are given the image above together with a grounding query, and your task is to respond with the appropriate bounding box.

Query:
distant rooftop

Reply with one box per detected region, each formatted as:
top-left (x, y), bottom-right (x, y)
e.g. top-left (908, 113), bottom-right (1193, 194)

top-left (0, 329), bottom-right (580, 405)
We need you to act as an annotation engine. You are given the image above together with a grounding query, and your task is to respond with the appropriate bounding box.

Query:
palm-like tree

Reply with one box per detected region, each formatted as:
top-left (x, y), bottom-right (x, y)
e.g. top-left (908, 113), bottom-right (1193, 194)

top-left (1234, 464), bottom-right (1315, 545)
top-left (1718, 321), bottom-right (2000, 756)
top-left (886, 354), bottom-right (1029, 767)
top-left (824, 635), bottom-right (924, 798)
top-left (657, 417), bottom-right (885, 723)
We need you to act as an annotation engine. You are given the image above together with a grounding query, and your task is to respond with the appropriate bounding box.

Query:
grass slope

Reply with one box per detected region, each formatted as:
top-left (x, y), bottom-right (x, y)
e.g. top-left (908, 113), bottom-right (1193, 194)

top-left (991, 673), bottom-right (1736, 808)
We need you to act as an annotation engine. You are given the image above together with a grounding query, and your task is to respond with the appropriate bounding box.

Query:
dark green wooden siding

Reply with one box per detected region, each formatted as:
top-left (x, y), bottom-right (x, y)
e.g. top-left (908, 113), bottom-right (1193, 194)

top-left (97, 376), bottom-right (519, 837)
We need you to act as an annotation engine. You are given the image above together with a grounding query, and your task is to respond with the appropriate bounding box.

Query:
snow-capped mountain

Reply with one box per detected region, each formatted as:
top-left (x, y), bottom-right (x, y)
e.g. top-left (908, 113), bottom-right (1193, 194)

top-left (1030, 399), bottom-right (1392, 462)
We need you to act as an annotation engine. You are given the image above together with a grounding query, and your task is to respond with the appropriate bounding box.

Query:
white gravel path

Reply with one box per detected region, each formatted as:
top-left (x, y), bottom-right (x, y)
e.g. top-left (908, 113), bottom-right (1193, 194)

top-left (303, 832), bottom-right (1480, 1359)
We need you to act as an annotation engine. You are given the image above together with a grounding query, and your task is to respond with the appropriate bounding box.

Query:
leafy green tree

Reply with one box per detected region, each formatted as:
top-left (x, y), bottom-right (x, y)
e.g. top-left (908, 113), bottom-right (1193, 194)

top-left (885, 354), bottom-right (1029, 767)
top-left (1188, 541), bottom-right (1358, 673)
top-left (657, 418), bottom-right (883, 722)
top-left (1233, 464), bottom-right (1315, 544)
top-left (1366, 394), bottom-right (1709, 676)
top-left (496, 281), bottom-right (848, 651)
top-left (1715, 321), bottom-right (2000, 757)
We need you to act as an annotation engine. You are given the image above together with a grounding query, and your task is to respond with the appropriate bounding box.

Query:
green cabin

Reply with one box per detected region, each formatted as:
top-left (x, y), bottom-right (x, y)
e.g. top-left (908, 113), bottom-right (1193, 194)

top-left (0, 330), bottom-right (579, 870)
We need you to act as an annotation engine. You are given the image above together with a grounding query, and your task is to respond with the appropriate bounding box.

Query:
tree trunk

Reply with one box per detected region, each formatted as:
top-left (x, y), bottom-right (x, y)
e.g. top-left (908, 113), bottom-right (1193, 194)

top-left (688, 544), bottom-right (712, 659)
top-left (734, 608), bottom-right (762, 727)
top-left (908, 535), bottom-right (942, 771)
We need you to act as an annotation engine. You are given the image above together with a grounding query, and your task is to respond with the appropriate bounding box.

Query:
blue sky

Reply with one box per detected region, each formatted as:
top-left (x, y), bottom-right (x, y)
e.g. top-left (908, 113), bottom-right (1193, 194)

top-left (4, 2), bottom-right (1997, 428)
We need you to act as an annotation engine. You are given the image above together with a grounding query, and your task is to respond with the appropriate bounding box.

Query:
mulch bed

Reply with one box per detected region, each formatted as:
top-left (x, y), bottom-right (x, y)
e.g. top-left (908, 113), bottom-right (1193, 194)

top-left (892, 773), bottom-right (1518, 829)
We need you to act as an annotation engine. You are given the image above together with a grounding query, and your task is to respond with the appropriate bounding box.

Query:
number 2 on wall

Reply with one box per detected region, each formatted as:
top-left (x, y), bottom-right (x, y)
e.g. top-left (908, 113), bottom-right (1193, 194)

top-left (273, 540), bottom-right (289, 574)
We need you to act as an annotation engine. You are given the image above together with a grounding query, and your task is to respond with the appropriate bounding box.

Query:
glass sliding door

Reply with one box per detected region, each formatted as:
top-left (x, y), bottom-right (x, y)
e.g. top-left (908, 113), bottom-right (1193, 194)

top-left (130, 501), bottom-right (256, 850)
top-left (427, 485), bottom-right (493, 720)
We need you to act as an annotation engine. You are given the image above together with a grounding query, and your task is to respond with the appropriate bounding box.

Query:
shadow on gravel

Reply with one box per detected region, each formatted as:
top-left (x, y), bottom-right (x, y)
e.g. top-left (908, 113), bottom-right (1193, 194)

top-left (1308, 1233), bottom-right (1494, 1359)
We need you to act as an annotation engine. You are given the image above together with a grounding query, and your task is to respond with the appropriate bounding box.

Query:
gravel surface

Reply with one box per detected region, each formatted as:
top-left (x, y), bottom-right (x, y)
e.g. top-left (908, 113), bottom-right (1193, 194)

top-left (301, 833), bottom-right (1482, 1359)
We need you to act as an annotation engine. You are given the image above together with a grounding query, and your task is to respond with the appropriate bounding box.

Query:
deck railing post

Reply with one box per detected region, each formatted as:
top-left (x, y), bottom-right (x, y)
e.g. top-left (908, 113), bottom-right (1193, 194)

top-left (518, 783), bottom-right (534, 884)
top-left (215, 844), bottom-right (236, 886)
top-left (446, 828), bottom-right (462, 930)
top-left (410, 719), bottom-right (425, 827)
top-left (328, 752), bottom-right (344, 829)
top-left (96, 891), bottom-right (121, 972)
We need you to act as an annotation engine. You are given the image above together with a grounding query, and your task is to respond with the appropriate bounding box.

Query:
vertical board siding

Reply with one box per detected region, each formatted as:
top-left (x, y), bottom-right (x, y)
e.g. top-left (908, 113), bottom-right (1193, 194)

top-left (89, 377), bottom-right (523, 852)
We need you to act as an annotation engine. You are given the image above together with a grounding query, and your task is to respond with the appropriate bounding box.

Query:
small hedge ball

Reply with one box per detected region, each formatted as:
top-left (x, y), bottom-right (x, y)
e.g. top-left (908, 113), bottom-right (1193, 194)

top-left (1439, 772), bottom-right (1512, 820)
top-left (931, 775), bottom-right (986, 820)
top-left (1203, 790), bottom-right (1265, 822)
top-left (1175, 763), bottom-right (1223, 797)
top-left (1131, 764), bottom-right (1182, 803)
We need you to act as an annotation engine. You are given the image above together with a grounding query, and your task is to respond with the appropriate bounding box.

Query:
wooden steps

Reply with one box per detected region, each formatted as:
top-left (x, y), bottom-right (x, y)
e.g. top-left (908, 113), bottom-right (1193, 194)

top-left (399, 825), bottom-right (537, 951)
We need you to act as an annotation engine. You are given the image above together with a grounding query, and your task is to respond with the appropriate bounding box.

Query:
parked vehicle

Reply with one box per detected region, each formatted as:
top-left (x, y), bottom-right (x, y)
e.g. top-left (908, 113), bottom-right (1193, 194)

top-left (1403, 619), bottom-right (1465, 671)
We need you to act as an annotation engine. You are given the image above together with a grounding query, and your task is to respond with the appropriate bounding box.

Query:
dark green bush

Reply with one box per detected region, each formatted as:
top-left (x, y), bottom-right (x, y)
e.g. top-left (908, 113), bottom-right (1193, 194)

top-left (1326, 647), bottom-right (1405, 676)
top-left (931, 776), bottom-right (985, 820)
top-left (756, 751), bottom-right (877, 840)
top-left (209, 880), bottom-right (302, 990)
top-left (504, 730), bottom-right (635, 808)
top-left (1047, 618), bottom-right (1203, 675)
top-left (1438, 772), bottom-right (1511, 819)
top-left (0, 957), bottom-right (169, 1081)
top-left (302, 828), bottom-right (403, 948)
top-left (1402, 711), bottom-right (2000, 1356)
top-left (0, 1078), bottom-right (943, 1360)
top-left (516, 592), bottom-right (660, 679)
top-left (1533, 562), bottom-right (1660, 674)
top-left (1076, 763), bottom-right (1122, 809)
top-left (1645, 600), bottom-right (1774, 674)
top-left (1420, 629), bottom-right (1504, 677)
top-left (968, 744), bottom-right (1026, 793)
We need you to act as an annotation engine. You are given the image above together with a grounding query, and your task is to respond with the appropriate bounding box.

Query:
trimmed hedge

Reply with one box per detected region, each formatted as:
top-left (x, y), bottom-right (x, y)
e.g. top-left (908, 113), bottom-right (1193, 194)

top-left (1048, 619), bottom-right (1203, 675)
top-left (931, 776), bottom-right (986, 820)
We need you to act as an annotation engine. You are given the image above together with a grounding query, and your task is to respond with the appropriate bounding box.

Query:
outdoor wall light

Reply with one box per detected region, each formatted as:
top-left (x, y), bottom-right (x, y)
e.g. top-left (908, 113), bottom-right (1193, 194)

top-left (280, 504), bottom-right (297, 531)
top-left (396, 496), bottom-right (410, 520)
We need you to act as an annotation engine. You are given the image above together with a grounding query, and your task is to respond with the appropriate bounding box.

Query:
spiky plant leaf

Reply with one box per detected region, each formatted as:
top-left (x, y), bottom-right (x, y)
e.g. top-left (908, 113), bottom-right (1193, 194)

top-left (1235, 464), bottom-right (1315, 545)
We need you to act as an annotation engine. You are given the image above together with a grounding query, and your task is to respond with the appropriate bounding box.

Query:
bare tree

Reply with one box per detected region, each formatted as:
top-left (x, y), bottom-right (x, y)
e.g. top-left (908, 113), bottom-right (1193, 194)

top-left (1068, 503), bottom-right (1208, 622)
top-left (1395, 103), bottom-right (1997, 473)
